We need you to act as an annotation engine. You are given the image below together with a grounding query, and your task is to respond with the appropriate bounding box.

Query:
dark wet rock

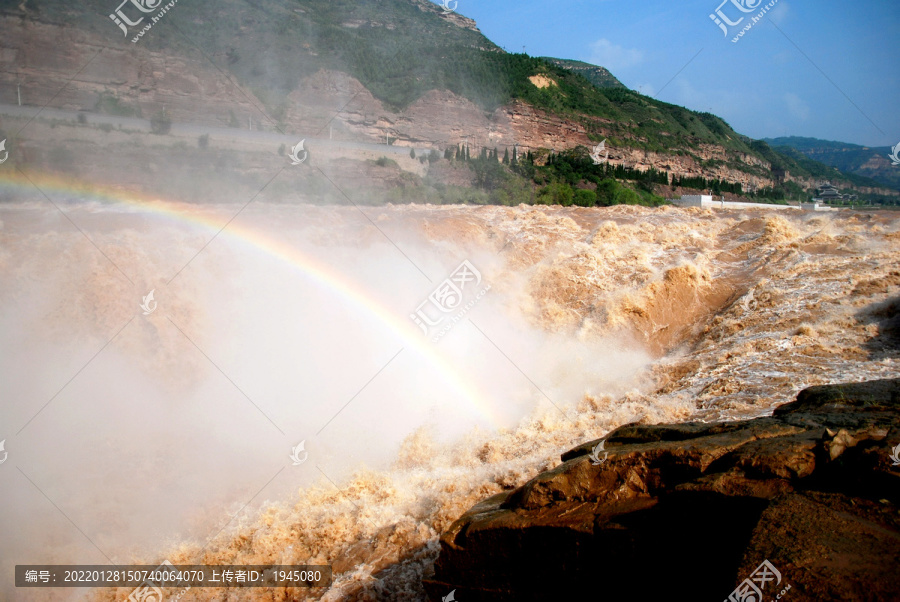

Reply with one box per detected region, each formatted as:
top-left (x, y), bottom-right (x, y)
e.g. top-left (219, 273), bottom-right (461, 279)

top-left (424, 379), bottom-right (900, 601)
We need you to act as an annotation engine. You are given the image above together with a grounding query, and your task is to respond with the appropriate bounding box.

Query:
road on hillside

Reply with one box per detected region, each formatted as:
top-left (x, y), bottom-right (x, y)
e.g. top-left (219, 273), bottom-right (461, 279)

top-left (0, 103), bottom-right (436, 157)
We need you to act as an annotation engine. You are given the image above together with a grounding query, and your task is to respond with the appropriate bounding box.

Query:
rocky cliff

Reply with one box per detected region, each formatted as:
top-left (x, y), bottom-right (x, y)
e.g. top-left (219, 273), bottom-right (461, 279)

top-left (0, 11), bottom-right (783, 191)
top-left (424, 379), bottom-right (900, 601)
top-left (2, 3), bottom-right (894, 199)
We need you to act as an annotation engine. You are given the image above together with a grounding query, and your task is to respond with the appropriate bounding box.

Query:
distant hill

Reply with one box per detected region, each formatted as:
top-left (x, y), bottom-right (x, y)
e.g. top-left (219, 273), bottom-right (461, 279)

top-left (763, 136), bottom-right (900, 191)
top-left (539, 58), bottom-right (625, 89)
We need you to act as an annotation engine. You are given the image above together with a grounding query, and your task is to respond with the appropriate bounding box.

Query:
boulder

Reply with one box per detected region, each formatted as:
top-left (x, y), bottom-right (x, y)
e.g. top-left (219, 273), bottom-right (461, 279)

top-left (424, 379), bottom-right (900, 601)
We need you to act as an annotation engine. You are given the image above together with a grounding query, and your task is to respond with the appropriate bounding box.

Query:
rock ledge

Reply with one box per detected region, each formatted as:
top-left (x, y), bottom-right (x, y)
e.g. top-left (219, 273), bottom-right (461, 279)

top-left (425, 379), bottom-right (900, 601)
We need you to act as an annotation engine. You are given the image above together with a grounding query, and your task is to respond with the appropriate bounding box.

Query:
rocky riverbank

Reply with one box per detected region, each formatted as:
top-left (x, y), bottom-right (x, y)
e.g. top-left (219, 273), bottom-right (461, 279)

top-left (425, 379), bottom-right (900, 601)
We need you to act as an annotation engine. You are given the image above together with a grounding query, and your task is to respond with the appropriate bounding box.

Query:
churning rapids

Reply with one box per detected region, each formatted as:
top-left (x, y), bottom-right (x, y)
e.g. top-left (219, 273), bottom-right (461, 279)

top-left (1, 200), bottom-right (898, 601)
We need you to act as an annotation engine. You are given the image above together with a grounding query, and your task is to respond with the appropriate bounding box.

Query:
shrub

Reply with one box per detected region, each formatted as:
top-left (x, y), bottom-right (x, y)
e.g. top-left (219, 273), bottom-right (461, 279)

top-left (375, 156), bottom-right (398, 168)
top-left (573, 189), bottom-right (597, 207)
top-left (540, 182), bottom-right (574, 206)
top-left (95, 92), bottom-right (139, 117)
top-left (596, 178), bottom-right (620, 206)
top-left (150, 109), bottom-right (172, 135)
top-left (614, 187), bottom-right (641, 205)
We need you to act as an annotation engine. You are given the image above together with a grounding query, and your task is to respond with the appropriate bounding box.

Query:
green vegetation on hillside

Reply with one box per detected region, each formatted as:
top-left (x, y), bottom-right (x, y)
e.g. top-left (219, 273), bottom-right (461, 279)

top-left (8, 0), bottom-right (760, 155)
top-left (773, 146), bottom-right (878, 187)
top-left (410, 144), bottom-right (667, 207)
top-left (763, 136), bottom-right (900, 191)
top-left (751, 139), bottom-right (890, 190)
top-left (6, 0), bottom-right (897, 204)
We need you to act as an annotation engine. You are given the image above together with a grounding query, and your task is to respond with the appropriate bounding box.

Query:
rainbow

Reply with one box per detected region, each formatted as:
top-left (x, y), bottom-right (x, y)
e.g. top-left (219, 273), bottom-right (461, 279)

top-left (0, 170), bottom-right (505, 429)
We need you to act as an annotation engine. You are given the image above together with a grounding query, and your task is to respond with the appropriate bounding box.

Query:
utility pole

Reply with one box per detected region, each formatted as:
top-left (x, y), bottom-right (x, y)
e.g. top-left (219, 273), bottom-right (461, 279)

top-left (17, 83), bottom-right (21, 106)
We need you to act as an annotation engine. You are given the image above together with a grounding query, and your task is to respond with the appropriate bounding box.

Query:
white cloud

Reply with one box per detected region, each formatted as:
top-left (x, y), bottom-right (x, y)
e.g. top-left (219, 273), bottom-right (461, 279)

top-left (586, 38), bottom-right (644, 73)
top-left (784, 92), bottom-right (810, 120)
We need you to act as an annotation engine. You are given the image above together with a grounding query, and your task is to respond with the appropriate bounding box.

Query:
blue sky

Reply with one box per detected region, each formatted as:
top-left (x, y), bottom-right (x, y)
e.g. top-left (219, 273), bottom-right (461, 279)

top-left (447, 0), bottom-right (899, 147)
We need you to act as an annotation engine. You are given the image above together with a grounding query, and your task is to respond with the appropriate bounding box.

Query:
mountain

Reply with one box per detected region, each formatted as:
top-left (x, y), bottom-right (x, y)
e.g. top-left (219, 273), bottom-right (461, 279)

top-left (0, 0), bottom-right (896, 203)
top-left (539, 58), bottom-right (625, 89)
top-left (745, 139), bottom-right (894, 198)
top-left (763, 136), bottom-right (900, 191)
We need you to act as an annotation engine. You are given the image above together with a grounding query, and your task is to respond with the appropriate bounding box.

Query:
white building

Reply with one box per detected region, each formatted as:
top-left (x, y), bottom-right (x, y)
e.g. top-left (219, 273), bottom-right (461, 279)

top-left (676, 194), bottom-right (713, 207)
top-left (673, 195), bottom-right (714, 207)
top-left (669, 195), bottom-right (800, 211)
top-left (800, 202), bottom-right (837, 212)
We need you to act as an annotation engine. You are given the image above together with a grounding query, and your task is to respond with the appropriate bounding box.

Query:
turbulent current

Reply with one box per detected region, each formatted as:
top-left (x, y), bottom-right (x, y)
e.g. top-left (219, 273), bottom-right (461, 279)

top-left (1, 200), bottom-right (897, 601)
